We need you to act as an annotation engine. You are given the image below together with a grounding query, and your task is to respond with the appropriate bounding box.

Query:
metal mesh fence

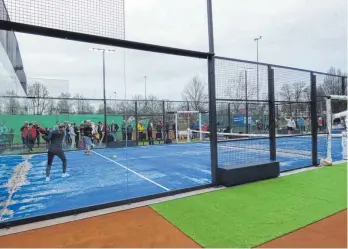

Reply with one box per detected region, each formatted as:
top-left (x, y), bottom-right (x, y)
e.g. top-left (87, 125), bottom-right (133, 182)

top-left (1, 0), bottom-right (125, 39)
top-left (215, 58), bottom-right (269, 101)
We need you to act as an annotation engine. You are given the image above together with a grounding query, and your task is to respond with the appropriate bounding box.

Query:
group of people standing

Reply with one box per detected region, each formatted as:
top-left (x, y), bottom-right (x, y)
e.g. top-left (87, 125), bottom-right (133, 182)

top-left (137, 120), bottom-right (175, 144)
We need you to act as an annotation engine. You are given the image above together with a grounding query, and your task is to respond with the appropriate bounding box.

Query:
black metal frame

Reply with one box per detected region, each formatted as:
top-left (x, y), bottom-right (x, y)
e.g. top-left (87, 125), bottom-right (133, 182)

top-left (215, 56), bottom-right (343, 78)
top-left (268, 66), bottom-right (276, 161)
top-left (0, 21), bottom-right (210, 59)
top-left (207, 0), bottom-right (217, 185)
top-left (310, 73), bottom-right (318, 166)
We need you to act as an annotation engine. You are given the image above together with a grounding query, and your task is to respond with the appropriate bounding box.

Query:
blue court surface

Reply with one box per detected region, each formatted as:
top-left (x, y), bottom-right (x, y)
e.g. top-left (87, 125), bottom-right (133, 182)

top-left (0, 135), bottom-right (343, 223)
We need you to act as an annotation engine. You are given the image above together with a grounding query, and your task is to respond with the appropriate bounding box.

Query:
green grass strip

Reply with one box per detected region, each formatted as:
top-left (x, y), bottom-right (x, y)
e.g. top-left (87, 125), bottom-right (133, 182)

top-left (151, 163), bottom-right (347, 248)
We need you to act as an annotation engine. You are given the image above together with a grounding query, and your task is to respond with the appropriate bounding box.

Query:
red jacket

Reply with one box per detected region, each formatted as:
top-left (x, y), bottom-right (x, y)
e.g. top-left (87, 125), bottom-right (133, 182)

top-left (22, 127), bottom-right (37, 140)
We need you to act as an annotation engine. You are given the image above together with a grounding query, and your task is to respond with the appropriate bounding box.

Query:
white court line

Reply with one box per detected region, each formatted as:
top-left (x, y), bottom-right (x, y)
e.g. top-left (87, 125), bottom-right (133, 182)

top-left (91, 150), bottom-right (170, 191)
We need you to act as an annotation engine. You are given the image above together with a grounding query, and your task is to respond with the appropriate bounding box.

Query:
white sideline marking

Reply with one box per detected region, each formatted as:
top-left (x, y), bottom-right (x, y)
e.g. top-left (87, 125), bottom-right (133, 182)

top-left (92, 150), bottom-right (170, 191)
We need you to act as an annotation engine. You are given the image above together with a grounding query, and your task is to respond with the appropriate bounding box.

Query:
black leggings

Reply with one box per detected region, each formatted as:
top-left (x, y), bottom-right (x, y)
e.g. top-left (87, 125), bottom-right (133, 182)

top-left (46, 148), bottom-right (67, 177)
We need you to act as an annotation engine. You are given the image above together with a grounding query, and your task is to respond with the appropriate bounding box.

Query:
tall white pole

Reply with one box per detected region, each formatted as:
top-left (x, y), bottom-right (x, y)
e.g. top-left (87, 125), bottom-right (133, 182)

top-left (325, 97), bottom-right (332, 162)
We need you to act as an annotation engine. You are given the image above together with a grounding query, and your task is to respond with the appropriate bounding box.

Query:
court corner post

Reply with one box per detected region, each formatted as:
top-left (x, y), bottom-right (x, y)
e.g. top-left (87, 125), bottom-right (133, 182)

top-left (162, 100), bottom-right (165, 137)
top-left (268, 65), bottom-right (276, 161)
top-left (207, 0), bottom-right (218, 185)
top-left (310, 72), bottom-right (318, 166)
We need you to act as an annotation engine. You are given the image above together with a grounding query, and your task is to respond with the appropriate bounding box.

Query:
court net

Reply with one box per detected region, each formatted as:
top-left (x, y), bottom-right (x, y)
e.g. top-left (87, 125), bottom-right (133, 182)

top-left (186, 129), bottom-right (344, 159)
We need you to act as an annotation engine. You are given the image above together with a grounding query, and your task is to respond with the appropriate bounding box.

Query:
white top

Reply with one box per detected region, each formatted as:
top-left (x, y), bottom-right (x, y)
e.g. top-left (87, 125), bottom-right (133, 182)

top-left (286, 118), bottom-right (296, 128)
top-left (69, 126), bottom-right (76, 136)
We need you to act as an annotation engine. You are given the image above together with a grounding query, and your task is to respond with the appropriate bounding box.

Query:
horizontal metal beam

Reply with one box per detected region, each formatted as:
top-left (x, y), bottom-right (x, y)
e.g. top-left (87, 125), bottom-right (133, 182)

top-left (215, 56), bottom-right (346, 78)
top-left (216, 98), bottom-right (269, 103)
top-left (0, 20), bottom-right (211, 59)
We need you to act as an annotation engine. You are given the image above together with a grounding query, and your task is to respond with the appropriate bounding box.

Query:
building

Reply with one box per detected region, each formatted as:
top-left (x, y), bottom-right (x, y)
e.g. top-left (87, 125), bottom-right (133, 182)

top-left (0, 0), bottom-right (27, 96)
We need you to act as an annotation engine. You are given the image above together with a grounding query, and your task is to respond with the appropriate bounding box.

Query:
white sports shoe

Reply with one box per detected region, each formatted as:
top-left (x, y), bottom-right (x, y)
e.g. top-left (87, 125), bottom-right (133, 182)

top-left (45, 177), bottom-right (50, 182)
top-left (62, 173), bottom-right (70, 178)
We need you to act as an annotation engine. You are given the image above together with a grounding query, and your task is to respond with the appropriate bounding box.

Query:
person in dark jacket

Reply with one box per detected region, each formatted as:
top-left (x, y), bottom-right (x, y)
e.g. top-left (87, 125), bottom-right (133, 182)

top-left (165, 122), bottom-right (170, 141)
top-left (74, 123), bottom-right (80, 149)
top-left (147, 122), bottom-right (153, 143)
top-left (121, 121), bottom-right (126, 140)
top-left (42, 124), bottom-right (68, 182)
top-left (127, 124), bottom-right (133, 141)
top-left (33, 121), bottom-right (40, 148)
top-left (20, 121), bottom-right (28, 148)
top-left (23, 123), bottom-right (37, 152)
top-left (172, 122), bottom-right (176, 140)
top-left (156, 122), bottom-right (162, 141)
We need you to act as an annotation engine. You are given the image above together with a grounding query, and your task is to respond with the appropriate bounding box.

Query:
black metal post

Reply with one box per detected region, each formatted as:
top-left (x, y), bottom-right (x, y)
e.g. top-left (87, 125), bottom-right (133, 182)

top-left (102, 51), bottom-right (108, 147)
top-left (268, 66), bottom-right (276, 161)
top-left (207, 0), bottom-right (217, 185)
top-left (245, 103), bottom-right (249, 134)
top-left (311, 73), bottom-right (318, 166)
top-left (227, 103), bottom-right (231, 131)
top-left (162, 100), bottom-right (166, 140)
top-left (342, 76), bottom-right (347, 95)
top-left (135, 101), bottom-right (138, 146)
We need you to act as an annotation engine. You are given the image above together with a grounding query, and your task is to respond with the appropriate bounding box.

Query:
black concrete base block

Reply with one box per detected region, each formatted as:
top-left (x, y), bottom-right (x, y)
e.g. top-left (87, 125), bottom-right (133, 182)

top-left (217, 161), bottom-right (280, 187)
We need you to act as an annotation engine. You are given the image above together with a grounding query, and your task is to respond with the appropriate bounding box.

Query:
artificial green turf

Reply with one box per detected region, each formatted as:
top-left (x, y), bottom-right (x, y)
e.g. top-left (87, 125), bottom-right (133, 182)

top-left (151, 163), bottom-right (347, 248)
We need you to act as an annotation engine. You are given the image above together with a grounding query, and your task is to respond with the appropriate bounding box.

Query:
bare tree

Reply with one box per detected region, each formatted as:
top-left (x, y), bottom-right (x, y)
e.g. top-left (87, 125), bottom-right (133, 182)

top-left (319, 67), bottom-right (347, 113)
top-left (56, 93), bottom-right (71, 114)
top-left (292, 81), bottom-right (307, 117)
top-left (145, 95), bottom-right (162, 115)
top-left (27, 82), bottom-right (49, 115)
top-left (97, 104), bottom-right (113, 115)
top-left (73, 94), bottom-right (95, 114)
top-left (182, 76), bottom-right (208, 112)
top-left (3, 91), bottom-right (21, 115)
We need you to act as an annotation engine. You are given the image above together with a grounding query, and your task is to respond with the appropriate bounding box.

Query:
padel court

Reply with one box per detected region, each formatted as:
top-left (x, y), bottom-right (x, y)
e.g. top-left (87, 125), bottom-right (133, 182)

top-left (0, 135), bottom-right (343, 222)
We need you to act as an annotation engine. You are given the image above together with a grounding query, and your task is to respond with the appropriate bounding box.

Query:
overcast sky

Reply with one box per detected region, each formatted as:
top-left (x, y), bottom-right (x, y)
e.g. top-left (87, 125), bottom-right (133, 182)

top-left (14, 0), bottom-right (347, 100)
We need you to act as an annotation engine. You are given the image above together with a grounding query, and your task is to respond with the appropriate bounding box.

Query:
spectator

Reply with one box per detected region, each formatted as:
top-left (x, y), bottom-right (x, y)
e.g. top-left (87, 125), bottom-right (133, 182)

top-left (147, 121), bottom-right (153, 142)
top-left (137, 121), bottom-right (145, 142)
top-left (20, 121), bottom-right (29, 148)
top-left (121, 120), bottom-right (126, 140)
top-left (0, 122), bottom-right (8, 148)
top-left (69, 124), bottom-right (76, 149)
top-left (285, 117), bottom-right (296, 134)
top-left (23, 123), bottom-right (37, 152)
top-left (172, 122), bottom-right (176, 139)
top-left (127, 124), bottom-right (133, 140)
top-left (318, 117), bottom-right (323, 132)
top-left (74, 123), bottom-right (80, 149)
top-left (298, 117), bottom-right (305, 133)
top-left (165, 121), bottom-right (170, 141)
top-left (33, 121), bottom-right (40, 148)
top-left (156, 122), bottom-right (162, 141)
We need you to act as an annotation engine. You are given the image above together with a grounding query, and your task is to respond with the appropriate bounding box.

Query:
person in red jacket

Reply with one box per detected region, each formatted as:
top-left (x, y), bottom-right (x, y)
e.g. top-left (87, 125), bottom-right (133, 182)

top-left (22, 123), bottom-right (37, 152)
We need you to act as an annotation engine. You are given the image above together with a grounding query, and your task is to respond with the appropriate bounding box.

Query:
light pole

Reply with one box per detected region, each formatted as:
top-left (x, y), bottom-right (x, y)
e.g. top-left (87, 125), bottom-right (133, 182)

top-left (89, 47), bottom-right (116, 144)
top-left (254, 36), bottom-right (262, 101)
top-left (114, 91), bottom-right (117, 114)
top-left (239, 67), bottom-right (253, 133)
top-left (144, 76), bottom-right (147, 100)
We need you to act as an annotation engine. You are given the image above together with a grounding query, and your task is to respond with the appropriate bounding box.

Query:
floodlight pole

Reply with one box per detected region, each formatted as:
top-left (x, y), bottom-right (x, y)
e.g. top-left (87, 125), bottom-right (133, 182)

top-left (144, 76), bottom-right (147, 101)
top-left (254, 36), bottom-right (262, 101)
top-left (90, 47), bottom-right (116, 146)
